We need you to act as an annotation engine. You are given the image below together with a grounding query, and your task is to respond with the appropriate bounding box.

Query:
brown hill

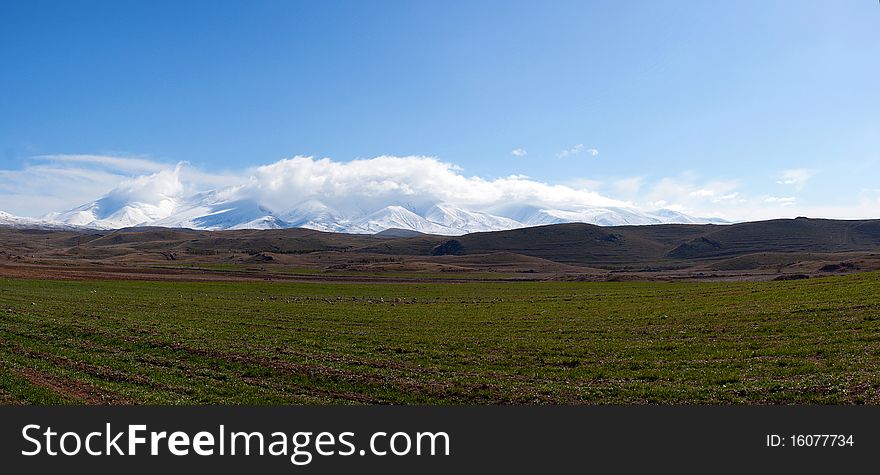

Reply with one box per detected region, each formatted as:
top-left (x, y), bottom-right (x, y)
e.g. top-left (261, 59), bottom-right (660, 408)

top-left (2, 218), bottom-right (880, 279)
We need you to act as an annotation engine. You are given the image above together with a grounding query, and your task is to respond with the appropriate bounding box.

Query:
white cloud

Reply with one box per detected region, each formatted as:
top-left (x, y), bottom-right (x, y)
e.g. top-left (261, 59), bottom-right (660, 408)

top-left (0, 154), bottom-right (632, 218)
top-left (241, 156), bottom-right (626, 214)
top-left (689, 189), bottom-right (716, 198)
top-left (511, 148), bottom-right (527, 157)
top-left (0, 155), bottom-right (230, 217)
top-left (564, 178), bottom-right (603, 191)
top-left (104, 164), bottom-right (186, 205)
top-left (629, 172), bottom-right (877, 222)
top-left (557, 144), bottom-right (599, 159)
top-left (776, 169), bottom-right (813, 189)
top-left (0, 162), bottom-right (144, 217)
top-left (642, 176), bottom-right (740, 210)
top-left (32, 154), bottom-right (168, 174)
top-left (0, 154), bottom-right (874, 223)
top-left (764, 196), bottom-right (797, 206)
top-left (613, 177), bottom-right (644, 199)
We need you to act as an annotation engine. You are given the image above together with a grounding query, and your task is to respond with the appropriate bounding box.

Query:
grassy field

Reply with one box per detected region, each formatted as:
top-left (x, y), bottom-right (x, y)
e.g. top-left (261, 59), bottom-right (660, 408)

top-left (1, 272), bottom-right (879, 404)
top-left (152, 263), bottom-right (517, 280)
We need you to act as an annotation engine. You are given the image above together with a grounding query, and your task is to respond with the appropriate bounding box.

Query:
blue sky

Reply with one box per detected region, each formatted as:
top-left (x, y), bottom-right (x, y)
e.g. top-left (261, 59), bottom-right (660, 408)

top-left (1, 0), bottom-right (878, 220)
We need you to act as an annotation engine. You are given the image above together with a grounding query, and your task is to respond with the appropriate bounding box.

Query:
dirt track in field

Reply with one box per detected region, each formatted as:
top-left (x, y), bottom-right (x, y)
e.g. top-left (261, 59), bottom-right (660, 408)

top-left (0, 262), bottom-right (546, 284)
top-left (14, 367), bottom-right (131, 405)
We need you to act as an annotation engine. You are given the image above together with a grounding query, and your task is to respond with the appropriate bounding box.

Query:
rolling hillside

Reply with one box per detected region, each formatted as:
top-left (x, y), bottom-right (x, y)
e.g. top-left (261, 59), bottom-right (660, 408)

top-left (1, 218), bottom-right (879, 273)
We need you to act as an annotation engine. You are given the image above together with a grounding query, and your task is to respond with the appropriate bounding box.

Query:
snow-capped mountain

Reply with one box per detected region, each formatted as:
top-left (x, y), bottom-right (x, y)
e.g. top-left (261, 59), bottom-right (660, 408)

top-left (3, 191), bottom-right (727, 234)
top-left (45, 179), bottom-right (180, 229)
top-left (493, 204), bottom-right (728, 228)
top-left (0, 155), bottom-right (733, 234)
top-left (48, 198), bottom-right (176, 229)
top-left (647, 208), bottom-right (728, 225)
top-left (277, 199), bottom-right (347, 233)
top-left (345, 206), bottom-right (454, 234)
top-left (0, 211), bottom-right (74, 230)
top-left (151, 192), bottom-right (284, 230)
top-left (424, 204), bottom-right (523, 233)
top-left (498, 205), bottom-right (661, 227)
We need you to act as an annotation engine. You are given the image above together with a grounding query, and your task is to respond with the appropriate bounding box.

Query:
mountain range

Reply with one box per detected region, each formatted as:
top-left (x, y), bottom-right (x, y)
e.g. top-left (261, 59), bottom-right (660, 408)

top-left (2, 188), bottom-right (728, 234)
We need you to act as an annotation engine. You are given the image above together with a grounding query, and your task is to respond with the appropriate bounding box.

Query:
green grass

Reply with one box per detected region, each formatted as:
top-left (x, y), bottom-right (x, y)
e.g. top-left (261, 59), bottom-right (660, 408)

top-left (154, 263), bottom-right (516, 280)
top-left (272, 267), bottom-right (328, 275)
top-left (1, 273), bottom-right (879, 404)
top-left (153, 262), bottom-right (250, 271)
top-left (273, 268), bottom-right (517, 280)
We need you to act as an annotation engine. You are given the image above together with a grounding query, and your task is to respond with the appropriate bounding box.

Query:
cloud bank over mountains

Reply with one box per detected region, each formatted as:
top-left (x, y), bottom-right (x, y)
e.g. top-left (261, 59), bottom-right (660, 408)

top-left (37, 155), bottom-right (714, 233)
top-left (245, 156), bottom-right (626, 213)
top-left (0, 154), bottom-right (876, 234)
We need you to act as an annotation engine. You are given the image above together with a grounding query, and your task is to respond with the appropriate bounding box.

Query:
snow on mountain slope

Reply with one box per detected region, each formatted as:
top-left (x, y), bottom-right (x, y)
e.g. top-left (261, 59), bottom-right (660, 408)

top-left (0, 211), bottom-right (73, 229)
top-left (493, 205), bottom-right (727, 228)
top-left (528, 207), bottom-right (662, 226)
top-left (150, 192), bottom-right (284, 230)
top-left (647, 209), bottom-right (729, 224)
top-left (12, 175), bottom-right (727, 234)
top-left (346, 206), bottom-right (456, 235)
top-left (48, 166), bottom-right (184, 229)
top-left (13, 197), bottom-right (729, 234)
top-left (424, 203), bottom-right (521, 233)
top-left (227, 215), bottom-right (288, 230)
top-left (49, 196), bottom-right (178, 229)
top-left (340, 204), bottom-right (522, 235)
top-left (493, 205), bottom-right (658, 226)
top-left (277, 200), bottom-right (348, 233)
